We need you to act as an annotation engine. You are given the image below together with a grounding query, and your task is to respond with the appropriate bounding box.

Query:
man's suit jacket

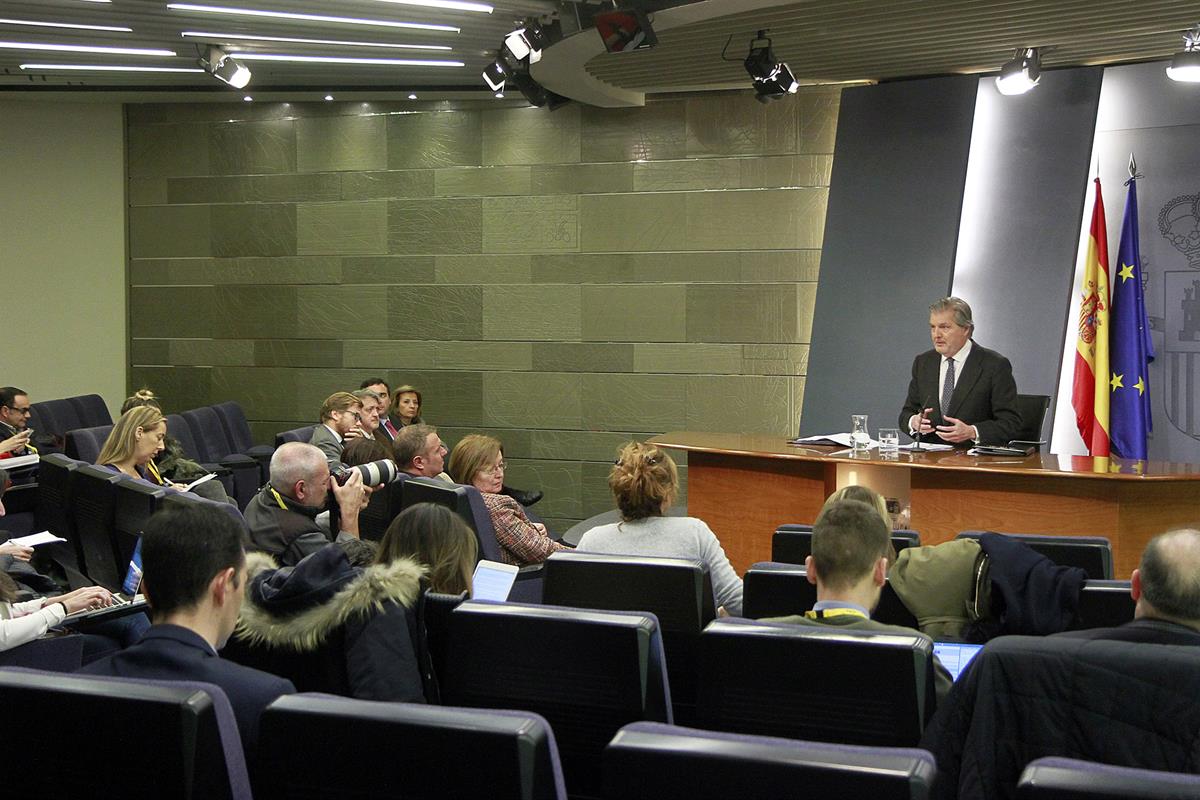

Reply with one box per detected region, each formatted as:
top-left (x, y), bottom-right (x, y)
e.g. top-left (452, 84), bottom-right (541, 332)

top-left (1055, 617), bottom-right (1200, 646)
top-left (898, 341), bottom-right (1020, 446)
top-left (308, 423), bottom-right (344, 467)
top-left (80, 624), bottom-right (295, 756)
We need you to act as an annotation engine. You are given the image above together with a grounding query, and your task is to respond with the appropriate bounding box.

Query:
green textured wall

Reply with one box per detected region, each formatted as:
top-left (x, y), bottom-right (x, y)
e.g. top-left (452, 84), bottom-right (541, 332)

top-left (127, 89), bottom-right (840, 531)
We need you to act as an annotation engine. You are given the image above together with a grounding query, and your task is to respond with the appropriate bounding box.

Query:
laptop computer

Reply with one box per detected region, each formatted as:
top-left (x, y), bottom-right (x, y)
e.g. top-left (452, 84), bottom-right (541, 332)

top-left (933, 641), bottom-right (984, 681)
top-left (471, 560), bottom-right (519, 603)
top-left (61, 538), bottom-right (148, 625)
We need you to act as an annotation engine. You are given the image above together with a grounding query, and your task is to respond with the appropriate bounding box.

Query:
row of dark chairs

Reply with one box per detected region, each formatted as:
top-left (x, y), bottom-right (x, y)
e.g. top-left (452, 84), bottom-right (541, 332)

top-left (772, 524), bottom-right (1116, 580)
top-left (25, 393), bottom-right (112, 453)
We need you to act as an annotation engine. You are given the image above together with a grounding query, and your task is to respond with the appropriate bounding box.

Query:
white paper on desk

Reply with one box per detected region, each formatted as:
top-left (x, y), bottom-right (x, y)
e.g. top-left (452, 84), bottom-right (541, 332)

top-left (1, 453), bottom-right (38, 471)
top-left (898, 442), bottom-right (954, 452)
top-left (791, 432), bottom-right (880, 448)
top-left (184, 472), bottom-right (217, 491)
top-left (8, 531), bottom-right (67, 547)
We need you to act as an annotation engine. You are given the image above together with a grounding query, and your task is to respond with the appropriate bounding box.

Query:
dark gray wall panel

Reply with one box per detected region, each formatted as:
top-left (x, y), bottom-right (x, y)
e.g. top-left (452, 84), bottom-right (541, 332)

top-left (801, 76), bottom-right (977, 438)
top-left (952, 67), bottom-right (1102, 440)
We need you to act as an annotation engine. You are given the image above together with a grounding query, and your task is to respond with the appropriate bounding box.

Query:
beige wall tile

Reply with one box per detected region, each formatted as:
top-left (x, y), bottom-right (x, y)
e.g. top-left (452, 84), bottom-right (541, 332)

top-left (633, 158), bottom-right (742, 192)
top-left (633, 344), bottom-right (744, 374)
top-left (130, 338), bottom-right (170, 364)
top-left (131, 366), bottom-right (212, 411)
top-left (342, 340), bottom-right (439, 370)
top-left (173, 339), bottom-right (257, 366)
top-left (483, 285), bottom-right (582, 341)
top-left (129, 206), bottom-right (212, 258)
top-left (503, 459), bottom-right (582, 519)
top-left (483, 106), bottom-right (581, 166)
top-left (210, 119), bottom-right (296, 175)
top-left (131, 256), bottom-right (342, 286)
top-left (581, 374), bottom-right (687, 430)
top-left (532, 343), bottom-right (634, 373)
top-left (130, 287), bottom-right (214, 338)
top-left (253, 339), bottom-right (343, 368)
top-left (297, 201), bottom-right (388, 255)
top-left (483, 196), bottom-right (579, 253)
top-left (128, 123), bottom-right (210, 178)
top-left (388, 198), bottom-right (482, 254)
top-left (435, 255), bottom-right (531, 284)
top-left (297, 114), bottom-right (386, 173)
top-left (483, 372), bottom-right (582, 429)
top-left (169, 174), bottom-right (341, 204)
top-left (685, 375), bottom-right (794, 435)
top-left (580, 460), bottom-right (616, 517)
top-left (581, 285), bottom-right (686, 342)
top-left (212, 204), bottom-right (297, 258)
top-left (342, 170), bottom-right (434, 199)
top-left (389, 285), bottom-right (483, 340)
top-left (212, 366), bottom-right (304, 420)
top-left (578, 193), bottom-right (689, 252)
top-left (581, 101), bottom-right (687, 162)
top-left (743, 343), bottom-right (810, 375)
top-left (530, 429), bottom-right (655, 461)
top-left (129, 177), bottom-right (168, 206)
top-left (435, 165), bottom-right (531, 197)
top-left (434, 341), bottom-right (533, 371)
top-left (213, 286), bottom-right (299, 338)
top-left (685, 94), bottom-right (797, 157)
top-left (531, 163), bottom-right (633, 195)
top-left (681, 189), bottom-right (827, 251)
top-left (686, 284), bottom-right (804, 344)
top-left (387, 110), bottom-right (481, 169)
top-left (297, 285), bottom-right (389, 338)
top-left (342, 256), bottom-right (435, 285)
top-left (798, 89), bottom-right (842, 155)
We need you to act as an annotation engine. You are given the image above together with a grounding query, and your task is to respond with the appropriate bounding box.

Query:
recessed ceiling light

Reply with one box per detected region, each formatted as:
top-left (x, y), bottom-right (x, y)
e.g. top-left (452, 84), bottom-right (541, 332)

top-left (180, 31), bottom-right (451, 51)
top-left (243, 95), bottom-right (253, 101)
top-left (167, 4), bottom-right (460, 33)
top-left (0, 41), bottom-right (175, 56)
top-left (77, 1), bottom-right (113, 3)
top-left (229, 53), bottom-right (464, 67)
top-left (366, 0), bottom-right (493, 13)
top-left (494, 91), bottom-right (503, 98)
top-left (0, 18), bottom-right (132, 33)
top-left (324, 94), bottom-right (334, 101)
top-left (1167, 26), bottom-right (1200, 83)
top-left (20, 63), bottom-right (205, 73)
top-left (408, 93), bottom-right (417, 99)
top-left (995, 47), bottom-right (1041, 95)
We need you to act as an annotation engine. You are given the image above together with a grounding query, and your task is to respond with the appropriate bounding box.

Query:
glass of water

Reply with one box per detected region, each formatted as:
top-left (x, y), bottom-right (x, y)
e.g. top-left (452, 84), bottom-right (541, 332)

top-left (851, 414), bottom-right (870, 450)
top-left (878, 427), bottom-right (900, 457)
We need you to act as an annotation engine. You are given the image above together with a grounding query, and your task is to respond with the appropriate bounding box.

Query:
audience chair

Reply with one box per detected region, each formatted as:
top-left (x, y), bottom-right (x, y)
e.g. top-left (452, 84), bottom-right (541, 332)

top-left (29, 396), bottom-right (86, 447)
top-left (544, 551), bottom-right (715, 725)
top-left (422, 589), bottom-right (467, 694)
top-left (604, 721), bottom-right (937, 800)
top-left (162, 490), bottom-right (249, 532)
top-left (923, 636), bottom-right (1200, 798)
top-left (165, 414), bottom-right (240, 502)
top-left (69, 393), bottom-right (114, 428)
top-left (1067, 580), bottom-right (1136, 630)
top-left (441, 601), bottom-right (672, 798)
top-left (274, 425), bottom-right (315, 448)
top-left (1012, 394), bottom-right (1051, 445)
top-left (69, 464), bottom-right (129, 590)
top-left (211, 401), bottom-right (274, 479)
top-left (698, 618), bottom-right (935, 747)
top-left (773, 524), bottom-right (920, 565)
top-left (1018, 757), bottom-right (1200, 800)
top-left (401, 476), bottom-right (543, 602)
top-left (0, 669), bottom-right (251, 800)
top-left (179, 407), bottom-right (262, 509)
top-left (956, 530), bottom-right (1113, 579)
top-left (64, 423), bottom-right (113, 463)
top-left (0, 635), bottom-right (84, 672)
top-left (357, 476), bottom-right (408, 542)
top-left (114, 478), bottom-right (169, 566)
top-left (25, 453), bottom-right (89, 586)
top-left (258, 695), bottom-right (566, 800)
top-left (742, 562), bottom-right (919, 628)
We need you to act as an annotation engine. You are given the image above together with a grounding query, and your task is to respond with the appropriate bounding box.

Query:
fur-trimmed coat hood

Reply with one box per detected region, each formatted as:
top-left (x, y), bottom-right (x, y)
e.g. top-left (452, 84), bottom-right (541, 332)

top-left (236, 547), bottom-right (425, 652)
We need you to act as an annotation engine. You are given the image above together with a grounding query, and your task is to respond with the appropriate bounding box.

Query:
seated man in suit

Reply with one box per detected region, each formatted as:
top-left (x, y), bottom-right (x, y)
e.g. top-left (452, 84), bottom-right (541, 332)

top-left (1057, 528), bottom-right (1200, 646)
top-left (392, 424), bottom-right (451, 482)
top-left (81, 502), bottom-right (295, 758)
top-left (359, 377), bottom-right (397, 440)
top-left (309, 391), bottom-right (365, 469)
top-left (0, 387), bottom-right (35, 460)
top-left (899, 297), bottom-right (1020, 446)
top-left (243, 442), bottom-right (369, 566)
top-left (764, 498), bottom-right (952, 704)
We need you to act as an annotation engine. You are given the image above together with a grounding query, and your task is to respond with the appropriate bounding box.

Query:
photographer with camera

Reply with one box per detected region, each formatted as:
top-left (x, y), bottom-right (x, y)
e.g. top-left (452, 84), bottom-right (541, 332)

top-left (244, 442), bottom-right (370, 567)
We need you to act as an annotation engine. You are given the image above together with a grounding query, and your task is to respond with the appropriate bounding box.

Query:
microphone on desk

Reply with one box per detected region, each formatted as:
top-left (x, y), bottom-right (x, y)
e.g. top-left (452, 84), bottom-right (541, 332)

top-left (913, 395), bottom-right (934, 452)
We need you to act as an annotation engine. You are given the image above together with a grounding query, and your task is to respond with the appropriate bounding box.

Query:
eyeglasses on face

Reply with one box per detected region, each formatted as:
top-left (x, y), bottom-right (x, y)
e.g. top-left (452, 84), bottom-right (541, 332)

top-left (482, 460), bottom-right (506, 476)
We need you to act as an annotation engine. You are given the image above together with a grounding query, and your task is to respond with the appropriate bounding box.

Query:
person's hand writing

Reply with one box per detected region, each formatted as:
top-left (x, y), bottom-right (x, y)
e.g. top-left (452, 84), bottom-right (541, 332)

top-left (935, 415), bottom-right (977, 443)
top-left (0, 543), bottom-right (34, 561)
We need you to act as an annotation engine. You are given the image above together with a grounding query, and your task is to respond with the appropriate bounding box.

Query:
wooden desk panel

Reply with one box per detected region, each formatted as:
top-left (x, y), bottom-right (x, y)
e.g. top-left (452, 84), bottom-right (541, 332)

top-left (652, 431), bottom-right (1200, 577)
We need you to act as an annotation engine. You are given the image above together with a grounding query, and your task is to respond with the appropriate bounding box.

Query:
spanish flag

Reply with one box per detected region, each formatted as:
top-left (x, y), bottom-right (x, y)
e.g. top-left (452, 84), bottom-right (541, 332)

top-left (1071, 177), bottom-right (1110, 456)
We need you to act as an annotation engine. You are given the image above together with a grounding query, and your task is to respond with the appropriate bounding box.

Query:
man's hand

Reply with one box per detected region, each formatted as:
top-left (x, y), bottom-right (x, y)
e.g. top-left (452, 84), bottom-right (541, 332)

top-left (0, 430), bottom-right (31, 454)
top-left (936, 415), bottom-right (978, 443)
top-left (343, 427), bottom-right (366, 441)
top-left (330, 470), bottom-right (368, 515)
top-left (909, 408), bottom-right (935, 436)
top-left (0, 543), bottom-right (34, 561)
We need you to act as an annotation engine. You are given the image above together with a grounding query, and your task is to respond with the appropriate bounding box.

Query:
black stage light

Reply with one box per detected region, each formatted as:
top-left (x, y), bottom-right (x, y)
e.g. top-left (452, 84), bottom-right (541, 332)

top-left (742, 31), bottom-right (798, 103)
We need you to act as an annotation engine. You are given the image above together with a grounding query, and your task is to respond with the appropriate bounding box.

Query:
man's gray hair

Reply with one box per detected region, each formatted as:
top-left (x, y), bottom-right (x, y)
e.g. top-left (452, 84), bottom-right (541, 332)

top-left (352, 388), bottom-right (383, 402)
top-left (269, 442), bottom-right (327, 493)
top-left (929, 296), bottom-right (974, 331)
top-left (1139, 529), bottom-right (1200, 624)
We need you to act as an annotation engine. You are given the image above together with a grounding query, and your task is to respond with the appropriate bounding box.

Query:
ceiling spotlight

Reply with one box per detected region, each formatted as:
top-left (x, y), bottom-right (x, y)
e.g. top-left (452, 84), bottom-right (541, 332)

top-left (503, 20), bottom-right (549, 64)
top-left (995, 47), bottom-right (1040, 95)
top-left (1167, 26), bottom-right (1200, 82)
top-left (408, 93), bottom-right (417, 99)
top-left (494, 91), bottom-right (504, 98)
top-left (324, 94), bottom-right (333, 101)
top-left (242, 95), bottom-right (252, 101)
top-left (742, 31), bottom-right (798, 104)
top-left (482, 54), bottom-right (510, 91)
top-left (201, 45), bottom-right (251, 88)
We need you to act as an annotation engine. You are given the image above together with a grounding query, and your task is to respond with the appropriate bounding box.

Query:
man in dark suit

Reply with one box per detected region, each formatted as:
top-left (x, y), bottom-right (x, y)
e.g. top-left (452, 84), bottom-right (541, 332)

top-left (309, 391), bottom-right (365, 469)
top-left (81, 502), bottom-right (295, 757)
top-left (899, 297), bottom-right (1020, 446)
top-left (1057, 529), bottom-right (1200, 646)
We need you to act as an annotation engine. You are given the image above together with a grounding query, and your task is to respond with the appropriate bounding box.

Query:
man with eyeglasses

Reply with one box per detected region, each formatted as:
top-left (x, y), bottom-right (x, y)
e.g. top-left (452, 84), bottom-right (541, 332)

top-left (0, 387), bottom-right (36, 462)
top-left (309, 391), bottom-right (366, 471)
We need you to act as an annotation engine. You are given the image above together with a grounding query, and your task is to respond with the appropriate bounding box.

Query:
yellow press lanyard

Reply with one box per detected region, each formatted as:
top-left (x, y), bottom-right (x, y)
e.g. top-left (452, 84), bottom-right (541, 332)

top-left (268, 487), bottom-right (288, 509)
top-left (804, 607), bottom-right (869, 621)
top-left (146, 460), bottom-right (164, 485)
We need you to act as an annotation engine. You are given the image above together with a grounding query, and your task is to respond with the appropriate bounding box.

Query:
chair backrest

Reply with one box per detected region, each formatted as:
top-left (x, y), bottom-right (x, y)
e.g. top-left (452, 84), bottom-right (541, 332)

top-left (0, 668), bottom-right (250, 800)
top-left (773, 524), bottom-right (921, 565)
top-left (1069, 580), bottom-right (1136, 630)
top-left (743, 562), bottom-right (919, 629)
top-left (957, 530), bottom-right (1113, 579)
top-left (182, 406), bottom-right (237, 462)
top-left (604, 721), bottom-right (937, 800)
top-left (1017, 756), bottom-right (1200, 800)
top-left (69, 464), bottom-right (128, 590)
top-left (1012, 393), bottom-right (1051, 443)
top-left (274, 426), bottom-right (315, 448)
top-left (442, 601), bottom-right (672, 797)
top-left (400, 476), bottom-right (504, 561)
top-left (30, 397), bottom-right (85, 439)
top-left (166, 413), bottom-right (203, 459)
top-left (64, 423), bottom-right (114, 463)
top-left (357, 478), bottom-right (408, 542)
top-left (698, 617), bottom-right (934, 746)
top-left (258, 695), bottom-right (566, 800)
top-left (422, 589), bottom-right (467, 692)
top-left (36, 453), bottom-right (83, 542)
top-left (0, 635), bottom-right (84, 671)
top-left (114, 478), bottom-right (169, 566)
top-left (69, 394), bottom-right (114, 428)
top-left (211, 401), bottom-right (255, 451)
top-left (163, 490), bottom-right (249, 532)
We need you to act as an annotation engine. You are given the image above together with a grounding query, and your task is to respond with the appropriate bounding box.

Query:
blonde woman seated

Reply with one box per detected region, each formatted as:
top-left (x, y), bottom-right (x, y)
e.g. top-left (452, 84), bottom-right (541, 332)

top-left (448, 435), bottom-right (567, 567)
top-left (576, 442), bottom-right (743, 617)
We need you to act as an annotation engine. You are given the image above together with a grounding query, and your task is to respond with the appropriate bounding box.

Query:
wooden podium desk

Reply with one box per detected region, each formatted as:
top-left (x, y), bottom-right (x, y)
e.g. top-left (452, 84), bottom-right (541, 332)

top-left (649, 431), bottom-right (1200, 577)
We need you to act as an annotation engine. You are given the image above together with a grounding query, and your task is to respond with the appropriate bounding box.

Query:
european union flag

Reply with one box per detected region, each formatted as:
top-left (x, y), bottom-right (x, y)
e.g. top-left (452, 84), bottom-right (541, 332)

top-left (1109, 175), bottom-right (1155, 460)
